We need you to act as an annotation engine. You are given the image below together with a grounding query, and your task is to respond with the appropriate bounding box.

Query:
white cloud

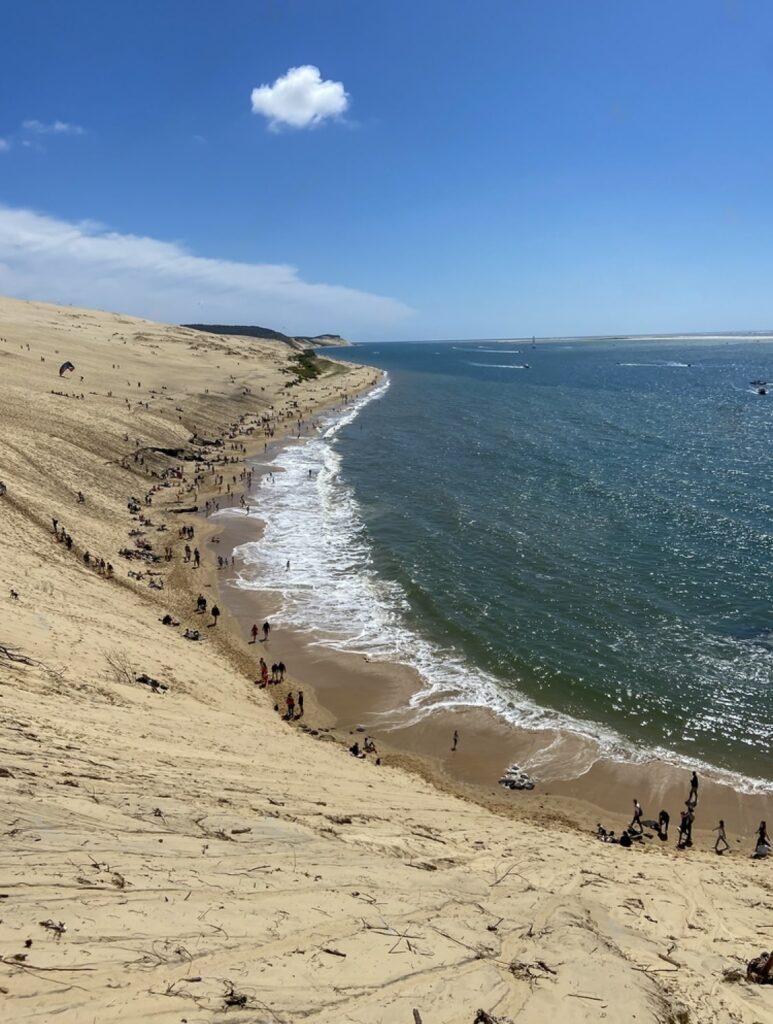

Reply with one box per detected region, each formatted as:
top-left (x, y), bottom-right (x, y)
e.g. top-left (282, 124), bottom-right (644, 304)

top-left (250, 65), bottom-right (349, 130)
top-left (0, 205), bottom-right (412, 336)
top-left (22, 119), bottom-right (85, 136)
top-left (0, 138), bottom-right (10, 153)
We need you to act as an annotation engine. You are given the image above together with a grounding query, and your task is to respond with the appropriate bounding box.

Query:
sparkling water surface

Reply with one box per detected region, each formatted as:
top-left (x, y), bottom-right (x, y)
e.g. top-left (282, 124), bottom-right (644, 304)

top-left (237, 338), bottom-right (773, 788)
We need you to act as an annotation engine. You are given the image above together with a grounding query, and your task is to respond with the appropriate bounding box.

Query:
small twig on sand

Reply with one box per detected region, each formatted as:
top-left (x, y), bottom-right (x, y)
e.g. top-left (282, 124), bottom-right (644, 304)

top-left (0, 955), bottom-right (93, 972)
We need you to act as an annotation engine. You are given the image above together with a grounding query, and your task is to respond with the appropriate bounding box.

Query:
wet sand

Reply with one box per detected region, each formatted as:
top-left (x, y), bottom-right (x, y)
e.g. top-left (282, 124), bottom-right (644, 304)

top-left (213, 458), bottom-right (773, 844)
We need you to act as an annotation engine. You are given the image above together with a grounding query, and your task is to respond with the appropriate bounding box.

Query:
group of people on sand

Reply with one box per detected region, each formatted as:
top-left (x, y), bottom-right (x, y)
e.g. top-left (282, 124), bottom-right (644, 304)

top-left (596, 771), bottom-right (771, 857)
top-left (349, 736), bottom-right (379, 761)
top-left (277, 689), bottom-right (303, 720)
top-left (250, 621), bottom-right (271, 643)
top-left (257, 656), bottom-right (286, 686)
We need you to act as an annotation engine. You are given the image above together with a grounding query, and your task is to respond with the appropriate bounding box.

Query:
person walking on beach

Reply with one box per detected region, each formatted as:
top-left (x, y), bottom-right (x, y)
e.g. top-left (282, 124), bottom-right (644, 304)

top-left (286, 692), bottom-right (295, 719)
top-left (193, 547), bottom-right (200, 568)
top-left (452, 729), bottom-right (459, 752)
top-left (297, 689), bottom-right (304, 716)
top-left (262, 620), bottom-right (270, 641)
top-left (210, 605), bottom-right (220, 627)
top-left (250, 623), bottom-right (258, 643)
top-left (630, 799), bottom-right (643, 835)
top-left (714, 819), bottom-right (730, 854)
top-left (677, 810), bottom-right (690, 849)
top-left (278, 660), bottom-right (286, 681)
top-left (689, 771), bottom-right (699, 807)
top-left (680, 803), bottom-right (695, 847)
top-left (184, 543), bottom-right (191, 563)
top-left (259, 658), bottom-right (269, 685)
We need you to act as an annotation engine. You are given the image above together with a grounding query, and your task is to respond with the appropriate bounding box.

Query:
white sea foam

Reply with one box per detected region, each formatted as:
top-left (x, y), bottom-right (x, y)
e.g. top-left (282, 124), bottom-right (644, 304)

top-left (220, 380), bottom-right (773, 795)
top-left (619, 361), bottom-right (691, 368)
top-left (465, 362), bottom-right (530, 369)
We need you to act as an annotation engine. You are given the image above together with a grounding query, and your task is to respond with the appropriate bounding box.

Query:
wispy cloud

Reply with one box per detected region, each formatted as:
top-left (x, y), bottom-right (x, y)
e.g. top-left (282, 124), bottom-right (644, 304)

top-left (0, 205), bottom-right (413, 335)
top-left (250, 65), bottom-right (349, 130)
top-left (0, 119), bottom-right (86, 152)
top-left (22, 119), bottom-right (85, 136)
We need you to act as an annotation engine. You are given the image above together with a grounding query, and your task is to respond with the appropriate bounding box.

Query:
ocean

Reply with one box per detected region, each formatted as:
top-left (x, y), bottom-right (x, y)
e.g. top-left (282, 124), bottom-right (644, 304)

top-left (233, 337), bottom-right (773, 792)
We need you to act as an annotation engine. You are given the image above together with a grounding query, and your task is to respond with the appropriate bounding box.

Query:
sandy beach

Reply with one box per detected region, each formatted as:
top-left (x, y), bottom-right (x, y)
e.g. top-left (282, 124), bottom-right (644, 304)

top-left (1, 295), bottom-right (772, 1023)
top-left (215, 473), bottom-right (773, 841)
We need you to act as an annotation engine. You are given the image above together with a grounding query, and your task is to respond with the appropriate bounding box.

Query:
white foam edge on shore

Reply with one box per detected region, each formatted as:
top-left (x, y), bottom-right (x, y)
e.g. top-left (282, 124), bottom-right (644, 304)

top-left (218, 376), bottom-right (773, 796)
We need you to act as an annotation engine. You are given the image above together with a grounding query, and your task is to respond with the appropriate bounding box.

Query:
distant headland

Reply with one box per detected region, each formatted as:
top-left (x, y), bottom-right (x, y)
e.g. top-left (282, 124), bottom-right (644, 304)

top-left (182, 323), bottom-right (351, 349)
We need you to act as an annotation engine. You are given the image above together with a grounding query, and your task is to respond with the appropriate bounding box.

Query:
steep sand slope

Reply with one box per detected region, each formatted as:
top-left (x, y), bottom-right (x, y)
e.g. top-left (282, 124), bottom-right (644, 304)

top-left (0, 297), bottom-right (771, 1023)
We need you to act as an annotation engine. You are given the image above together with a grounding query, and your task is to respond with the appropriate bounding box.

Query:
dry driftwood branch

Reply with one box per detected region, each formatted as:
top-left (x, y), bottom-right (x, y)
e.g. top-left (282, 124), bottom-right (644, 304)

top-left (103, 648), bottom-right (136, 687)
top-left (0, 643), bottom-right (35, 666)
top-left (0, 955), bottom-right (93, 973)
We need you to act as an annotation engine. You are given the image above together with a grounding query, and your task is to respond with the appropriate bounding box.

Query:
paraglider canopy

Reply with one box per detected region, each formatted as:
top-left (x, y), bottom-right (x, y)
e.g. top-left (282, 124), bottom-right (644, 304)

top-left (58, 360), bottom-right (75, 377)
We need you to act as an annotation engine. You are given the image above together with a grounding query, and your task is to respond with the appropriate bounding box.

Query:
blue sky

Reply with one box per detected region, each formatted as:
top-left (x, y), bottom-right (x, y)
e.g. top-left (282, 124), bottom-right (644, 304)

top-left (2, 0), bottom-right (773, 340)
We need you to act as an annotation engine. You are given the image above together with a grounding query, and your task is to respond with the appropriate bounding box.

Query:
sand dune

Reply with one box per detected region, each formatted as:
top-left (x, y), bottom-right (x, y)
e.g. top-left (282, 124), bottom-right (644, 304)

top-left (0, 296), bottom-right (771, 1022)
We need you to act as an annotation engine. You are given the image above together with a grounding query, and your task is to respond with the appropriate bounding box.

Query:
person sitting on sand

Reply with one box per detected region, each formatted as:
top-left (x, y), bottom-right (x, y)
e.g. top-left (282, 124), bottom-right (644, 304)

top-left (630, 799), bottom-right (643, 835)
top-left (714, 819), bottom-right (730, 854)
top-left (196, 594), bottom-right (207, 613)
top-left (364, 736), bottom-right (377, 754)
top-left (349, 742), bottom-right (365, 758)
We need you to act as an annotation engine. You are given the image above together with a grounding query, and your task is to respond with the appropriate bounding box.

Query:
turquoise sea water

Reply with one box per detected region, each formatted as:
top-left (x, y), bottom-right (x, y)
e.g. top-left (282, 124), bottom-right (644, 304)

top-left (238, 338), bottom-right (773, 789)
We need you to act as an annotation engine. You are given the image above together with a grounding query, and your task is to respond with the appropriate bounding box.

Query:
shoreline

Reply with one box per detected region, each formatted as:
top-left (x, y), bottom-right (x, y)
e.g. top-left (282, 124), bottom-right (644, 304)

top-left (4, 297), bottom-right (773, 1022)
top-left (212, 392), bottom-right (773, 843)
